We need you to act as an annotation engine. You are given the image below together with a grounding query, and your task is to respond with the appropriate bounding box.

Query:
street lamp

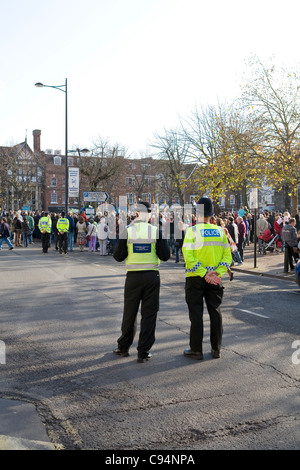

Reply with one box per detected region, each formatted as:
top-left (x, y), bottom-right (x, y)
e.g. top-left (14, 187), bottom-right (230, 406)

top-left (35, 79), bottom-right (68, 213)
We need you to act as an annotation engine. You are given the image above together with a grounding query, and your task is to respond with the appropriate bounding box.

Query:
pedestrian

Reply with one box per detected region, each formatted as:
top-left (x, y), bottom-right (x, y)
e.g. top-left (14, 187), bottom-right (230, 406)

top-left (14, 214), bottom-right (22, 247)
top-left (226, 216), bottom-right (243, 265)
top-left (236, 216), bottom-right (246, 261)
top-left (97, 216), bottom-right (108, 255)
top-left (0, 217), bottom-right (14, 250)
top-left (182, 197), bottom-right (231, 360)
top-left (27, 212), bottom-right (35, 244)
top-left (21, 215), bottom-right (31, 248)
top-left (281, 217), bottom-right (299, 270)
top-left (67, 213), bottom-right (75, 252)
top-left (57, 212), bottom-right (69, 255)
top-left (87, 218), bottom-right (97, 252)
top-left (113, 201), bottom-right (170, 363)
top-left (76, 216), bottom-right (87, 252)
top-left (38, 212), bottom-right (52, 253)
top-left (216, 217), bottom-right (234, 281)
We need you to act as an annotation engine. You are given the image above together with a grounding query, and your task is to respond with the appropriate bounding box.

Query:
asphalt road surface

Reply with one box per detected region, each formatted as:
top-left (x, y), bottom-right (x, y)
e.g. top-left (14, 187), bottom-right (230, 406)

top-left (0, 245), bottom-right (299, 450)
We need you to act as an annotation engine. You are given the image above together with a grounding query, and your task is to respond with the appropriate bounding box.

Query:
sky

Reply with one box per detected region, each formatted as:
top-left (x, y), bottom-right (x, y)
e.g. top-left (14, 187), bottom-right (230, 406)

top-left (1, 0), bottom-right (300, 157)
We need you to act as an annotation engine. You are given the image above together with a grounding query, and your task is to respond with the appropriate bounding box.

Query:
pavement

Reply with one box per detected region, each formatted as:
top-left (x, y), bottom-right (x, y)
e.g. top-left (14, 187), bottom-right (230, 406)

top-left (0, 242), bottom-right (297, 451)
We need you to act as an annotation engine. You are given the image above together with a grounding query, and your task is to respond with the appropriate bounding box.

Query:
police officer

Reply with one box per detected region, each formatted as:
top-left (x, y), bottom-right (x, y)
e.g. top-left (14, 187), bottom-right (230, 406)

top-left (38, 212), bottom-right (52, 253)
top-left (182, 197), bottom-right (231, 360)
top-left (56, 212), bottom-right (70, 255)
top-left (113, 201), bottom-right (170, 363)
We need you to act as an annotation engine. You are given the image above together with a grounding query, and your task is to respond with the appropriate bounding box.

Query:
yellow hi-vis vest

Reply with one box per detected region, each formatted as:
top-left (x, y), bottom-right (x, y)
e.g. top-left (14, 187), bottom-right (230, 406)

top-left (126, 222), bottom-right (160, 271)
top-left (182, 223), bottom-right (232, 278)
top-left (57, 217), bottom-right (69, 233)
top-left (38, 216), bottom-right (52, 233)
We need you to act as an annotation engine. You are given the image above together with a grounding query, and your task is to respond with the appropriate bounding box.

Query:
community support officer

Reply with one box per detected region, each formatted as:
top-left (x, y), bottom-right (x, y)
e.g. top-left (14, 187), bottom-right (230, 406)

top-left (38, 212), bottom-right (52, 253)
top-left (182, 197), bottom-right (231, 360)
top-left (56, 212), bottom-right (69, 255)
top-left (113, 201), bottom-right (170, 363)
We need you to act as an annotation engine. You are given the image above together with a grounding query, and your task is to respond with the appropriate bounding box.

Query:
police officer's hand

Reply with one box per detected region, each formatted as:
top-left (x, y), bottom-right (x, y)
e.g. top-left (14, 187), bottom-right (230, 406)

top-left (205, 271), bottom-right (221, 285)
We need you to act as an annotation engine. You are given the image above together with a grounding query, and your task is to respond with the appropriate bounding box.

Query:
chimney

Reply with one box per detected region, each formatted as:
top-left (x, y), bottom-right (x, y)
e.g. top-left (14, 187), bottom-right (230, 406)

top-left (33, 129), bottom-right (41, 152)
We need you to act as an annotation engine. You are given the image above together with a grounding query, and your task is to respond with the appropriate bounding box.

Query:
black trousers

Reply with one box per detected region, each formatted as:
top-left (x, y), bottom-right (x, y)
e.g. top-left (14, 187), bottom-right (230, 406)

top-left (185, 276), bottom-right (224, 353)
top-left (58, 232), bottom-right (68, 253)
top-left (118, 270), bottom-right (160, 358)
top-left (41, 233), bottom-right (50, 253)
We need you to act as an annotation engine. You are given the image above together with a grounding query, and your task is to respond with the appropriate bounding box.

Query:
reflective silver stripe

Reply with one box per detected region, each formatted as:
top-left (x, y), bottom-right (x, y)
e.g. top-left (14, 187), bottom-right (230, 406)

top-left (126, 263), bottom-right (160, 270)
top-left (128, 238), bottom-right (156, 244)
top-left (224, 242), bottom-right (230, 249)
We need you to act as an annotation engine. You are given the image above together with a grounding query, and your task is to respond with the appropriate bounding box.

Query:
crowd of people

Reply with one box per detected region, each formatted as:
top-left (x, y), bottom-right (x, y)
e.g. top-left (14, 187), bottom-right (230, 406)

top-left (0, 206), bottom-right (299, 269)
top-left (1, 202), bottom-right (299, 364)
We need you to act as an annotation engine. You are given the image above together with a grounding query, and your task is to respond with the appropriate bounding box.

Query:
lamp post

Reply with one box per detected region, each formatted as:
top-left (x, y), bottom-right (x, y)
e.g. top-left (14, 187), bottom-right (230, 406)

top-left (35, 79), bottom-right (68, 214)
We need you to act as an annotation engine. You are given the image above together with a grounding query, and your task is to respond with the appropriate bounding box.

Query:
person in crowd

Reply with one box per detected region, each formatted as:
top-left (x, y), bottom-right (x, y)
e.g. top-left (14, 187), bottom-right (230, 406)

top-left (0, 217), bottom-right (14, 250)
top-left (281, 217), bottom-right (299, 270)
top-left (97, 216), bottom-right (109, 255)
top-left (76, 215), bottom-right (87, 252)
top-left (87, 218), bottom-right (97, 252)
top-left (67, 212), bottom-right (75, 252)
top-left (14, 214), bottom-right (22, 247)
top-left (21, 215), bottom-right (31, 248)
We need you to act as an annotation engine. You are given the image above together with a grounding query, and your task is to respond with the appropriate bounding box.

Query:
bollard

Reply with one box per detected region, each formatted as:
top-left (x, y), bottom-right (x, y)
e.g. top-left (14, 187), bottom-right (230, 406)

top-left (283, 243), bottom-right (289, 272)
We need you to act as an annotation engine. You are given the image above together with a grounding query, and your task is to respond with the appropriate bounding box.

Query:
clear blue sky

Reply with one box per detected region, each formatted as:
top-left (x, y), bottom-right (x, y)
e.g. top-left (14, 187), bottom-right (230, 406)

top-left (1, 0), bottom-right (300, 156)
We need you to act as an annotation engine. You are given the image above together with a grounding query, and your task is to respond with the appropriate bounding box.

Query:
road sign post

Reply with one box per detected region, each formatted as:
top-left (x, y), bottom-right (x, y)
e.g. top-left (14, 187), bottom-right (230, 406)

top-left (249, 188), bottom-right (258, 268)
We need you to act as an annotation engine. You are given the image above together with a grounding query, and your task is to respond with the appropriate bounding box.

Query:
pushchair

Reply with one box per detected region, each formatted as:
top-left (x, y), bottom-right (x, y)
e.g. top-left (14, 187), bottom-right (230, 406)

top-left (106, 238), bottom-right (114, 255)
top-left (258, 228), bottom-right (279, 255)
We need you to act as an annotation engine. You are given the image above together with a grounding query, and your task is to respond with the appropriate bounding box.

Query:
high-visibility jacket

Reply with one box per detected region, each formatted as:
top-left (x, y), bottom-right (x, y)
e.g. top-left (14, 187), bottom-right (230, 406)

top-left (38, 216), bottom-right (52, 234)
top-left (57, 217), bottom-right (70, 233)
top-left (125, 222), bottom-right (160, 271)
top-left (182, 223), bottom-right (232, 278)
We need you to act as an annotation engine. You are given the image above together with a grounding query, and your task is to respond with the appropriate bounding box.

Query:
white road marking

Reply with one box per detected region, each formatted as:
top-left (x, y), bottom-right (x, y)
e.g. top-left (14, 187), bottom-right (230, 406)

top-left (236, 308), bottom-right (269, 319)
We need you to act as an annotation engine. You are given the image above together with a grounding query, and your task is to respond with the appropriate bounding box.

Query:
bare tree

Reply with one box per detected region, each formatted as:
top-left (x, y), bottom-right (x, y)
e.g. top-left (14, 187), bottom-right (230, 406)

top-left (74, 136), bottom-right (127, 192)
top-left (150, 128), bottom-right (192, 206)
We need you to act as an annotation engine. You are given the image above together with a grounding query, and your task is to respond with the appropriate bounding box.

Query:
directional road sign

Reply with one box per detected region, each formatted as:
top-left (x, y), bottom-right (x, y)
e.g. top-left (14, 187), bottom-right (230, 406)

top-left (83, 191), bottom-right (109, 202)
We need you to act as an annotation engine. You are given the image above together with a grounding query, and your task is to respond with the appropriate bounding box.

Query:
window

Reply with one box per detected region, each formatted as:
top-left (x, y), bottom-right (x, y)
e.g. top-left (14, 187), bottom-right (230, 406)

top-left (219, 197), bottom-right (225, 207)
top-left (51, 191), bottom-right (57, 204)
top-left (144, 177), bottom-right (151, 186)
top-left (229, 195), bottom-right (235, 206)
top-left (126, 177), bottom-right (135, 185)
top-left (142, 193), bottom-right (151, 203)
top-left (54, 156), bottom-right (61, 166)
top-left (126, 193), bottom-right (136, 205)
top-left (141, 163), bottom-right (151, 171)
top-left (51, 177), bottom-right (57, 187)
top-left (68, 157), bottom-right (74, 166)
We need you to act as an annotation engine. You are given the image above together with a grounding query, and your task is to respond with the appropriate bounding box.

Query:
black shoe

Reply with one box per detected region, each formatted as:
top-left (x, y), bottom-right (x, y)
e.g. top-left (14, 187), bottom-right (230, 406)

top-left (183, 349), bottom-right (203, 360)
top-left (211, 349), bottom-right (220, 359)
top-left (113, 348), bottom-right (129, 357)
top-left (229, 271), bottom-right (234, 281)
top-left (137, 352), bottom-right (152, 363)
top-left (9, 247), bottom-right (13, 250)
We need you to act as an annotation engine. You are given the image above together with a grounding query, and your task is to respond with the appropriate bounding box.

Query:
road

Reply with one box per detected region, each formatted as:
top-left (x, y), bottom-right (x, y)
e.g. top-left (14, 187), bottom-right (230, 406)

top-left (0, 245), bottom-right (299, 451)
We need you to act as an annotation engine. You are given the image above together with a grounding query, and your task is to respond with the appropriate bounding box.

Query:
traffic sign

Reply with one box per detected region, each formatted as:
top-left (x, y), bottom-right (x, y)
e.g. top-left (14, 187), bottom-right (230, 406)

top-left (83, 191), bottom-right (109, 202)
top-left (249, 188), bottom-right (258, 210)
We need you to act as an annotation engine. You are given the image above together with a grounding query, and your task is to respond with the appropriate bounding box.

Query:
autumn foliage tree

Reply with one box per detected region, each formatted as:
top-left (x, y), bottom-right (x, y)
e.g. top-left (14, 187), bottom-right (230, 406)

top-left (240, 55), bottom-right (300, 214)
